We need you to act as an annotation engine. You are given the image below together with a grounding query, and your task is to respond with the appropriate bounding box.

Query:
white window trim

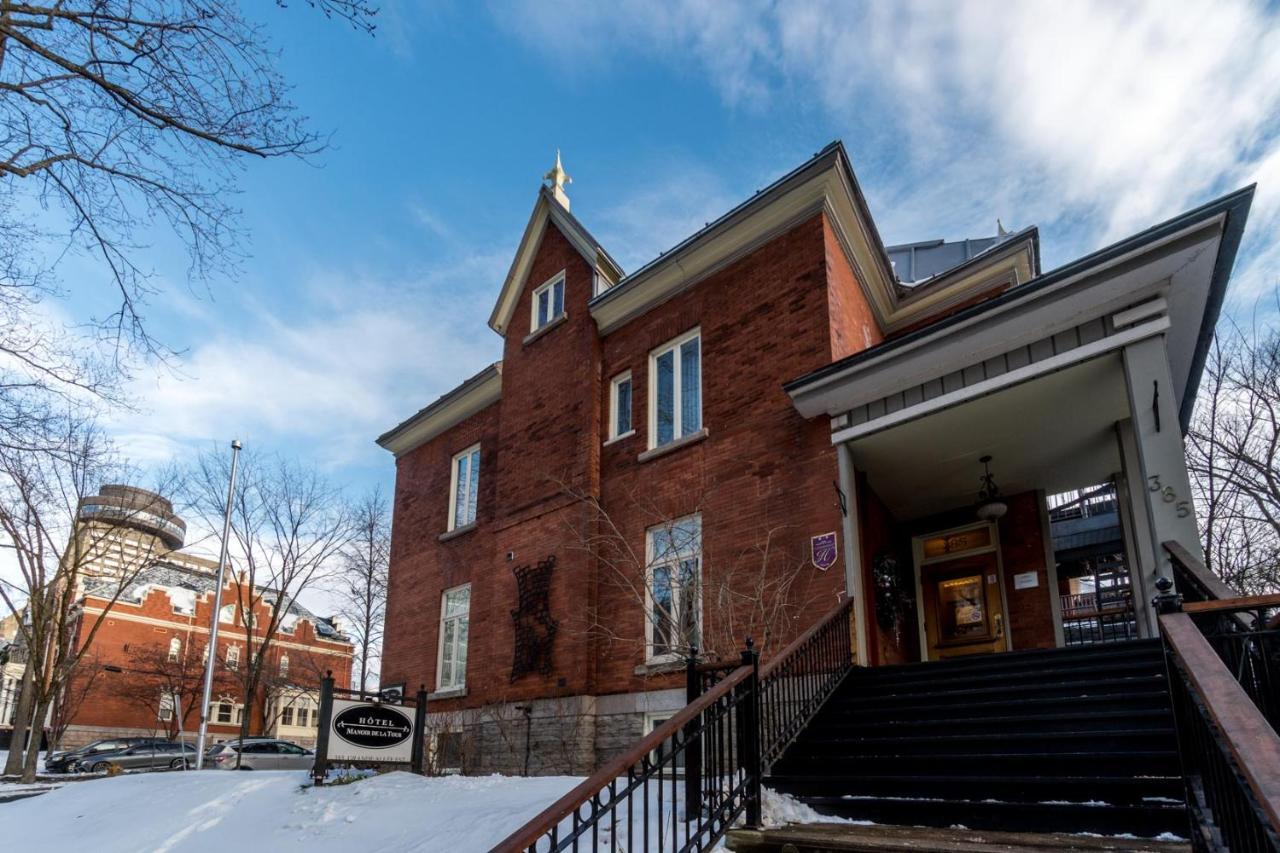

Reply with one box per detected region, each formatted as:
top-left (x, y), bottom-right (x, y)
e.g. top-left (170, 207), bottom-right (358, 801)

top-left (644, 514), bottom-right (703, 665)
top-left (436, 583), bottom-right (471, 691)
top-left (647, 327), bottom-right (702, 451)
top-left (607, 371), bottom-right (634, 442)
top-left (226, 645), bottom-right (240, 671)
top-left (167, 637), bottom-right (181, 662)
top-left (446, 443), bottom-right (481, 532)
top-left (530, 270), bottom-right (566, 333)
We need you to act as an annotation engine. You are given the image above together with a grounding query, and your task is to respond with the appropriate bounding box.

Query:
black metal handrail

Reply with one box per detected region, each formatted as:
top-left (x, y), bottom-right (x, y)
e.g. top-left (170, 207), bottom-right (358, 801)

top-left (1158, 590), bottom-right (1280, 851)
top-left (492, 596), bottom-right (858, 852)
top-left (758, 596), bottom-right (856, 767)
top-left (1185, 596), bottom-right (1280, 731)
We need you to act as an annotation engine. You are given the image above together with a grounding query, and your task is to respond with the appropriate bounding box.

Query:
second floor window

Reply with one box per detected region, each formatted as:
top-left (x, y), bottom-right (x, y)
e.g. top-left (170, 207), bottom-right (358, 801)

top-left (226, 646), bottom-right (240, 671)
top-left (448, 444), bottom-right (481, 531)
top-left (279, 655), bottom-right (289, 678)
top-left (609, 371), bottom-right (632, 440)
top-left (649, 329), bottom-right (701, 448)
top-left (167, 637), bottom-right (181, 663)
top-left (531, 271), bottom-right (566, 332)
top-left (438, 584), bottom-right (470, 691)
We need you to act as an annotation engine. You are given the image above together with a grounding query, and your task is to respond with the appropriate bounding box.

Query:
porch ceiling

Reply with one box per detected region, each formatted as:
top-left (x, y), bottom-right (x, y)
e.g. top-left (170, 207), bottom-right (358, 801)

top-left (847, 354), bottom-right (1129, 520)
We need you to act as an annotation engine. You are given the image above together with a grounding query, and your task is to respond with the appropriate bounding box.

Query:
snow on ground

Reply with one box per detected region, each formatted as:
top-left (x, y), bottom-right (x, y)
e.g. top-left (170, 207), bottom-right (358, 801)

top-left (0, 749), bottom-right (47, 774)
top-left (1, 770), bottom-right (582, 853)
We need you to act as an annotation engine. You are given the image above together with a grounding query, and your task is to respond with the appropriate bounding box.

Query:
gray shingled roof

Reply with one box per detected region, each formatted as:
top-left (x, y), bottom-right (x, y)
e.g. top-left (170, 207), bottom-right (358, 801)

top-left (83, 561), bottom-right (348, 641)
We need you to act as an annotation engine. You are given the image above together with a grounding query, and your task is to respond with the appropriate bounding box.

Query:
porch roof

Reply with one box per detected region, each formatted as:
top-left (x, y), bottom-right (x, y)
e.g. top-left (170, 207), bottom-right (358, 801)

top-left (786, 185), bottom-right (1255, 434)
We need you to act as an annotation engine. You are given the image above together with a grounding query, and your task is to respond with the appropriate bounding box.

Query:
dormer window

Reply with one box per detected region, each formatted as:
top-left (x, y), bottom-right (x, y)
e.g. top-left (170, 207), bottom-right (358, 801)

top-left (531, 271), bottom-right (566, 333)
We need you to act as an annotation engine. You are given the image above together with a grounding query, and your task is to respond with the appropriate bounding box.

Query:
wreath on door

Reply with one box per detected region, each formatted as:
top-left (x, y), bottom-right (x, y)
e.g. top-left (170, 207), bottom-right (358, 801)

top-left (872, 550), bottom-right (912, 644)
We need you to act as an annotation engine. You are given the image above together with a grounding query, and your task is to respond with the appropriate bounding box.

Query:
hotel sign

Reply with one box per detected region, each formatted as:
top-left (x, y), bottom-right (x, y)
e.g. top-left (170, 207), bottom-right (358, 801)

top-left (327, 699), bottom-right (414, 763)
top-left (811, 532), bottom-right (838, 571)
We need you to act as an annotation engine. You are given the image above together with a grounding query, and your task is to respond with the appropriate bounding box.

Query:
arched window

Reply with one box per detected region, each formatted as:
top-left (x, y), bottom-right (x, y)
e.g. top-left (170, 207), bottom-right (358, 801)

top-left (279, 655), bottom-right (289, 677)
top-left (167, 637), bottom-right (181, 663)
top-left (219, 604), bottom-right (236, 625)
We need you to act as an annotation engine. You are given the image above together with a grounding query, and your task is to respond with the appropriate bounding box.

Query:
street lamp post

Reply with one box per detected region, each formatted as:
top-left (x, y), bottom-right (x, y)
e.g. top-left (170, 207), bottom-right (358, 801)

top-left (194, 440), bottom-right (241, 769)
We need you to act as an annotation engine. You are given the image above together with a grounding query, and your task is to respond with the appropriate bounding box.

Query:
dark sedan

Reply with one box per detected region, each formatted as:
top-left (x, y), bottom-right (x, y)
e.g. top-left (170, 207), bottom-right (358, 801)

top-left (73, 741), bottom-right (198, 773)
top-left (45, 737), bottom-right (169, 773)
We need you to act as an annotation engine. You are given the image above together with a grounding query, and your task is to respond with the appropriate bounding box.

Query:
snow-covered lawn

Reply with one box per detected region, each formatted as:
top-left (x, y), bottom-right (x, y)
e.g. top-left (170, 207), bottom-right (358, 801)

top-left (1, 770), bottom-right (583, 852)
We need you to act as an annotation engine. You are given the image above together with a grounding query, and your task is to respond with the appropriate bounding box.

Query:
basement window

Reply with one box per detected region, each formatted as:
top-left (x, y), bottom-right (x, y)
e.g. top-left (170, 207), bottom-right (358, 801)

top-left (531, 271), bottom-right (566, 333)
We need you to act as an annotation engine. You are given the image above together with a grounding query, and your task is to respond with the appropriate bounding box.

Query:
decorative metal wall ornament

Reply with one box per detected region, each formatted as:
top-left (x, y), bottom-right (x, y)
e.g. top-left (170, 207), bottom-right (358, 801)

top-left (872, 550), bottom-right (912, 644)
top-left (975, 454), bottom-right (1008, 521)
top-left (510, 555), bottom-right (559, 682)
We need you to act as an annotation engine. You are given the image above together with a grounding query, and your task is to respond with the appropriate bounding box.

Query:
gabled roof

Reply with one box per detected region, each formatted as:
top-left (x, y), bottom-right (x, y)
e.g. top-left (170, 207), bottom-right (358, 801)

top-left (584, 141), bottom-right (1038, 335)
top-left (376, 362), bottom-right (503, 457)
top-left (785, 183), bottom-right (1256, 433)
top-left (488, 187), bottom-right (623, 336)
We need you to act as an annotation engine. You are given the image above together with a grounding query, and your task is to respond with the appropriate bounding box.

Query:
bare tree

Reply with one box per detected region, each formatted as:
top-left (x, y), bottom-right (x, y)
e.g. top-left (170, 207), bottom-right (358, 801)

top-left (1186, 312), bottom-right (1280, 595)
top-left (185, 448), bottom-right (352, 755)
top-left (557, 477), bottom-right (831, 667)
top-left (333, 488), bottom-right (388, 691)
top-left (0, 1), bottom-right (375, 353)
top-left (111, 639), bottom-right (237, 739)
top-left (0, 413), bottom-right (179, 780)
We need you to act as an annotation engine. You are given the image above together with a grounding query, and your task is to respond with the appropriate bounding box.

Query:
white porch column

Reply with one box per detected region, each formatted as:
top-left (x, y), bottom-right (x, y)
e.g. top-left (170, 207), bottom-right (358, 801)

top-left (837, 442), bottom-right (870, 666)
top-left (1120, 335), bottom-right (1204, 610)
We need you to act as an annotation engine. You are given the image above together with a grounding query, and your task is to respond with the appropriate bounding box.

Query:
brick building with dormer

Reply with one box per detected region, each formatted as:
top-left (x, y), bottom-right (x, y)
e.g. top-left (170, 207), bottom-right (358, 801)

top-left (378, 145), bottom-right (1251, 776)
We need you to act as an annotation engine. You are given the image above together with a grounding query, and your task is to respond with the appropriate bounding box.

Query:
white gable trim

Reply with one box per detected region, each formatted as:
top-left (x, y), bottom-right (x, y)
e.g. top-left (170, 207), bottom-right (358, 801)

top-left (488, 192), bottom-right (618, 336)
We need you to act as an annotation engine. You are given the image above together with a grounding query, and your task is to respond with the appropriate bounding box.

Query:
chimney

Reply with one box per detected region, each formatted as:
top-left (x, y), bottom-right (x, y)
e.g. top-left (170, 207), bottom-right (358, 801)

top-left (543, 149), bottom-right (572, 211)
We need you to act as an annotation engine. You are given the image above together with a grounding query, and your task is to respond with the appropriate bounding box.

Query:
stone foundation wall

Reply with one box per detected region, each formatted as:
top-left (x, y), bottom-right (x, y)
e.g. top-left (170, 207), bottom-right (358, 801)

top-left (422, 688), bottom-right (685, 777)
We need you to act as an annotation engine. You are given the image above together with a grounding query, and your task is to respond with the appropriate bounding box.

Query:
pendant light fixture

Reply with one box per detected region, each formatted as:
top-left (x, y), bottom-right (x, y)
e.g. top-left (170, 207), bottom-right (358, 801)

top-left (975, 454), bottom-right (1008, 521)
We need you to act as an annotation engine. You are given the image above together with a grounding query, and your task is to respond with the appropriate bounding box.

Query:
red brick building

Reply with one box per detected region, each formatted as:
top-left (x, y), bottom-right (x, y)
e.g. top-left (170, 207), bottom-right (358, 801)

top-left (64, 561), bottom-right (353, 749)
top-left (378, 144), bottom-right (1251, 774)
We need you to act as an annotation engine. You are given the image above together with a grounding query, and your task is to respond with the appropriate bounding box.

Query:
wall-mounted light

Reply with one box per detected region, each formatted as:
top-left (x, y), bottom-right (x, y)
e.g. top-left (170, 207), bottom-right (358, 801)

top-left (975, 455), bottom-right (1008, 521)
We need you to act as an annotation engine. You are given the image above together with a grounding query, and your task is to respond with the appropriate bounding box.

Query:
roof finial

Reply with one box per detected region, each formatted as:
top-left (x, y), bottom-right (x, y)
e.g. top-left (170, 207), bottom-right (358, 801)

top-left (544, 149), bottom-right (572, 211)
top-left (997, 218), bottom-right (1010, 237)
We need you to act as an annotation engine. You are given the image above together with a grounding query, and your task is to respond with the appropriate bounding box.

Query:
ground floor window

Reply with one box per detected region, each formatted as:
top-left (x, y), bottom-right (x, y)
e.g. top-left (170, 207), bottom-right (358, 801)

top-left (438, 584), bottom-right (471, 690)
top-left (646, 515), bottom-right (702, 661)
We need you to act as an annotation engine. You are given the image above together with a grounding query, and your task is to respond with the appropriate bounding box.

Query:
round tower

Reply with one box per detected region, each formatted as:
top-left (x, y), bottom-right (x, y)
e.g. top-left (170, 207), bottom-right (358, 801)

top-left (76, 484), bottom-right (187, 551)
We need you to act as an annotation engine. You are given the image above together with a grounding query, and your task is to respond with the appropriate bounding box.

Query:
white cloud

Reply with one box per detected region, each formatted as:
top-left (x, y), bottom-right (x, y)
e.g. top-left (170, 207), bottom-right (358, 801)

top-left (498, 0), bottom-right (1280, 284)
top-left (108, 251), bottom-right (507, 473)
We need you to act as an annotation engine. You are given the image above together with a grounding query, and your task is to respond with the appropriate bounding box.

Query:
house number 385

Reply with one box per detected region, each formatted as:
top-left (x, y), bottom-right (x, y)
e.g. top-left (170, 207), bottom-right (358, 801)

top-left (1148, 475), bottom-right (1192, 518)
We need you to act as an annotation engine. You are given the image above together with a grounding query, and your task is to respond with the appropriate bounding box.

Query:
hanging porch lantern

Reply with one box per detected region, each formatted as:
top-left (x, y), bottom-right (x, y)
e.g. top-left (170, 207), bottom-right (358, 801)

top-left (975, 454), bottom-right (1008, 521)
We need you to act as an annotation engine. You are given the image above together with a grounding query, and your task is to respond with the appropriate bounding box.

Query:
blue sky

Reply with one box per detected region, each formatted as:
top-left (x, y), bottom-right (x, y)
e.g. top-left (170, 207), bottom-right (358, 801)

top-left (50, 1), bottom-right (1280, 506)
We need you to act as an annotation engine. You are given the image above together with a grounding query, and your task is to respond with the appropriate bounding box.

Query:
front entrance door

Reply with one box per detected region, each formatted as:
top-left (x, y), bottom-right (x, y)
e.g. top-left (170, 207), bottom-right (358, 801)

top-left (920, 552), bottom-right (1007, 659)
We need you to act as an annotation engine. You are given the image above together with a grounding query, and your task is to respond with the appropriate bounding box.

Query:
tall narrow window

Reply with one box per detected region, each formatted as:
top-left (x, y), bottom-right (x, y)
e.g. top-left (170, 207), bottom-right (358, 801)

top-left (648, 329), bottom-right (702, 449)
top-left (608, 372), bottom-right (633, 440)
top-left (447, 444), bottom-right (481, 531)
top-left (167, 637), bottom-right (181, 663)
top-left (279, 655), bottom-right (289, 678)
top-left (531, 271), bottom-right (566, 333)
top-left (158, 692), bottom-right (176, 722)
top-left (646, 515), bottom-right (702, 661)
top-left (226, 646), bottom-right (240, 671)
top-left (437, 584), bottom-right (471, 691)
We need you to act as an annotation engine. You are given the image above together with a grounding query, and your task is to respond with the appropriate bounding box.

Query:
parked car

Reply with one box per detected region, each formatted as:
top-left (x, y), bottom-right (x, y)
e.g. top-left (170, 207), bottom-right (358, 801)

top-left (75, 741), bottom-right (198, 773)
top-left (205, 739), bottom-right (313, 770)
top-left (45, 738), bottom-right (169, 773)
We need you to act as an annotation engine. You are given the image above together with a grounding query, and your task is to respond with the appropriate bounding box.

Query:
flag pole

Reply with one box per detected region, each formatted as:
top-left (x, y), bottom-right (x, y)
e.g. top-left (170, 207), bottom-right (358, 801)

top-left (194, 439), bottom-right (242, 769)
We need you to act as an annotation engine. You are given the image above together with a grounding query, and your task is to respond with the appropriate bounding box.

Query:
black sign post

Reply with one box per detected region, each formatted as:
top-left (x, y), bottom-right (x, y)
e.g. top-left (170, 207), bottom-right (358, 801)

top-left (312, 671), bottom-right (334, 786)
top-left (312, 675), bottom-right (427, 786)
top-left (410, 685), bottom-right (427, 775)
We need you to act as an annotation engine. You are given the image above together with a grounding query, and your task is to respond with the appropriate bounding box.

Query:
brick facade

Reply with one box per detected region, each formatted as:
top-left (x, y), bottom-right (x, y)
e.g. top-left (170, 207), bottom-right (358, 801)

top-left (62, 570), bottom-right (353, 749)
top-left (380, 162), bottom-right (1069, 774)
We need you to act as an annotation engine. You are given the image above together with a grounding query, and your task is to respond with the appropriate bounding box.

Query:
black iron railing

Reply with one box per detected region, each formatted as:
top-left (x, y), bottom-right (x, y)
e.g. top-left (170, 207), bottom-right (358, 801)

top-left (1157, 580), bottom-right (1280, 851)
top-left (1186, 596), bottom-right (1280, 731)
top-left (492, 597), bottom-right (857, 852)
